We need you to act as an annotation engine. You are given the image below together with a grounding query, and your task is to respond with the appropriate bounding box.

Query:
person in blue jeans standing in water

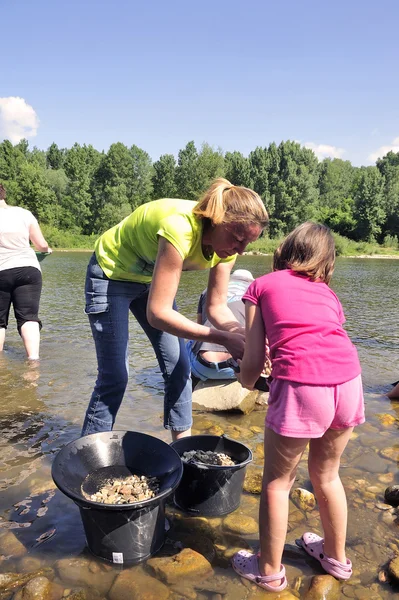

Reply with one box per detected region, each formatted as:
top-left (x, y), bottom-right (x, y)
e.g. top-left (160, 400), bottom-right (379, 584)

top-left (82, 178), bottom-right (268, 440)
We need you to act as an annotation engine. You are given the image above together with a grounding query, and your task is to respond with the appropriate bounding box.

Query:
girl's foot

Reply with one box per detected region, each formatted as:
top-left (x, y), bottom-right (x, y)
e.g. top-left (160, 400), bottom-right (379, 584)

top-left (298, 532), bottom-right (352, 580)
top-left (232, 550), bottom-right (287, 591)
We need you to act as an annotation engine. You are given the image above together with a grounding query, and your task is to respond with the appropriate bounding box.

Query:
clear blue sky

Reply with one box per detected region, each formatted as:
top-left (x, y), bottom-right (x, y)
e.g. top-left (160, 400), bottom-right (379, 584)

top-left (1, 0), bottom-right (398, 165)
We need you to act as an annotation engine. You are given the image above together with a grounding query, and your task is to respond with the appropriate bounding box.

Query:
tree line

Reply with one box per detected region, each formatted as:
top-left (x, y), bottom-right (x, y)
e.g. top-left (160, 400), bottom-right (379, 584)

top-left (0, 138), bottom-right (398, 244)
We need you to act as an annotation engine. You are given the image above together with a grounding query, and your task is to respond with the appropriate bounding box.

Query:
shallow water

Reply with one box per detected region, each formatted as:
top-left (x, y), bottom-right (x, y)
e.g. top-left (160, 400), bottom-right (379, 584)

top-left (0, 253), bottom-right (399, 598)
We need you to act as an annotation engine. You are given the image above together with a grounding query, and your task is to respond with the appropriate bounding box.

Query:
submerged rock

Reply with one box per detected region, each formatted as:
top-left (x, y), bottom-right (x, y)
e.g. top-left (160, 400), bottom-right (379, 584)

top-left (55, 558), bottom-right (116, 596)
top-left (384, 485), bottom-right (399, 507)
top-left (303, 574), bottom-right (341, 600)
top-left (0, 569), bottom-right (54, 594)
top-left (243, 466), bottom-right (263, 494)
top-left (223, 513), bottom-right (258, 535)
top-left (147, 548), bottom-right (213, 584)
top-left (290, 488), bottom-right (316, 512)
top-left (0, 532), bottom-right (27, 558)
top-left (13, 576), bottom-right (54, 600)
top-left (387, 555), bottom-right (399, 582)
top-left (109, 568), bottom-right (169, 600)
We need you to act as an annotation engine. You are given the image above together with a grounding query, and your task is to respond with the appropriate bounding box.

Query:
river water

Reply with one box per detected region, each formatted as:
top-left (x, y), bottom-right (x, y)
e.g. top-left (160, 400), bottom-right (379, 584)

top-left (0, 252), bottom-right (399, 599)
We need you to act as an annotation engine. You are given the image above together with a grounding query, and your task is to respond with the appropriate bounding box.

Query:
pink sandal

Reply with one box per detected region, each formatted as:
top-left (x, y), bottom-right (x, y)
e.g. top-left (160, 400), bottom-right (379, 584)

top-left (232, 550), bottom-right (287, 592)
top-left (299, 532), bottom-right (352, 580)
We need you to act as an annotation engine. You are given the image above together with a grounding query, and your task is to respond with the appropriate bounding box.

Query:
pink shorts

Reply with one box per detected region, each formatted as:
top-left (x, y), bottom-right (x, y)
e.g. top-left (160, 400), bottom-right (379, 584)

top-left (266, 374), bottom-right (365, 438)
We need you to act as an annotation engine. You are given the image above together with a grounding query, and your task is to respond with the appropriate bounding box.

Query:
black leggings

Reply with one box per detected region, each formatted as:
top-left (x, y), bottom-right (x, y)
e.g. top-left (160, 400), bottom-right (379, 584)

top-left (0, 267), bottom-right (42, 333)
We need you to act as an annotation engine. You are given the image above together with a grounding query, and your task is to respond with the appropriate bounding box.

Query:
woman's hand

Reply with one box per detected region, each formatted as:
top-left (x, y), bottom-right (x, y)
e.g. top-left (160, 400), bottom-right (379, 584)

top-left (222, 331), bottom-right (245, 360)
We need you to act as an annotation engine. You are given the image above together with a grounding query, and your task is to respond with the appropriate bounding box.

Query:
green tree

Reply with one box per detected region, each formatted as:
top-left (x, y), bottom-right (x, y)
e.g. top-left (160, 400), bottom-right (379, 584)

top-left (0, 140), bottom-right (25, 183)
top-left (353, 167), bottom-right (385, 241)
top-left (46, 143), bottom-right (65, 170)
top-left (317, 158), bottom-right (356, 236)
top-left (29, 147), bottom-right (47, 169)
top-left (175, 141), bottom-right (201, 199)
top-left (224, 151), bottom-right (252, 187)
top-left (129, 145), bottom-right (154, 208)
top-left (14, 162), bottom-right (58, 223)
top-left (196, 143), bottom-right (225, 190)
top-left (248, 146), bottom-right (269, 203)
top-left (45, 168), bottom-right (69, 227)
top-left (152, 154), bottom-right (177, 199)
top-left (95, 184), bottom-right (132, 233)
top-left (376, 151), bottom-right (399, 237)
top-left (267, 142), bottom-right (319, 237)
top-left (63, 143), bottom-right (102, 232)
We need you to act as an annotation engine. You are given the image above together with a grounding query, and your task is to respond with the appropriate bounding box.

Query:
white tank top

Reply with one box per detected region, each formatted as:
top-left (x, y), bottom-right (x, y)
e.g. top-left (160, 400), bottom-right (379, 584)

top-left (0, 205), bottom-right (41, 272)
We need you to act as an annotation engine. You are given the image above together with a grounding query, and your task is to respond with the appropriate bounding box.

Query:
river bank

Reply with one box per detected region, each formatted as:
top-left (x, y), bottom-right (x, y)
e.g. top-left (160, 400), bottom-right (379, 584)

top-left (244, 251), bottom-right (399, 259)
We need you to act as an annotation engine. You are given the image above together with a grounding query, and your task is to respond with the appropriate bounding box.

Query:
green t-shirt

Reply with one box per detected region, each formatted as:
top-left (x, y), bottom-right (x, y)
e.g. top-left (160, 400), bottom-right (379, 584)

top-left (95, 198), bottom-right (236, 283)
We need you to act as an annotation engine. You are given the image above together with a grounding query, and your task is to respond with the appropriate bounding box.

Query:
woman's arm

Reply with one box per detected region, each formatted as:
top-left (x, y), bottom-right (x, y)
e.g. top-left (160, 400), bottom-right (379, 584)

top-left (205, 261), bottom-right (245, 335)
top-left (29, 222), bottom-right (52, 253)
top-left (239, 302), bottom-right (266, 389)
top-left (147, 238), bottom-right (244, 358)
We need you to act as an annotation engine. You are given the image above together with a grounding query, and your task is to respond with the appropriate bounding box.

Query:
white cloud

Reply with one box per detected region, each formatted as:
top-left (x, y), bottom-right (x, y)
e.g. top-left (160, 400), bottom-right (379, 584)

top-left (304, 142), bottom-right (346, 160)
top-left (368, 137), bottom-right (399, 162)
top-left (0, 97), bottom-right (39, 144)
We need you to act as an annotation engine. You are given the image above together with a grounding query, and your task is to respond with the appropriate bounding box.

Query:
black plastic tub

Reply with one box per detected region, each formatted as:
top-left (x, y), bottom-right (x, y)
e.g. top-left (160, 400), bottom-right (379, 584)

top-left (171, 435), bottom-right (252, 517)
top-left (52, 431), bottom-right (183, 565)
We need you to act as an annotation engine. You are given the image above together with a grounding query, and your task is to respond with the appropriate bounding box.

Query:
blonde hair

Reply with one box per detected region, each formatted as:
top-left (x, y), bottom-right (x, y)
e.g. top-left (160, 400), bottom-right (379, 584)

top-left (273, 222), bottom-right (336, 285)
top-left (192, 178), bottom-right (268, 228)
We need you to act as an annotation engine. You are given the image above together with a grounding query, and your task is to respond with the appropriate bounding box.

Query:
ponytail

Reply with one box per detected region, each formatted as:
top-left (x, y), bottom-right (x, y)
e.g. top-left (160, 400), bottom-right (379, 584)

top-left (193, 178), bottom-right (268, 228)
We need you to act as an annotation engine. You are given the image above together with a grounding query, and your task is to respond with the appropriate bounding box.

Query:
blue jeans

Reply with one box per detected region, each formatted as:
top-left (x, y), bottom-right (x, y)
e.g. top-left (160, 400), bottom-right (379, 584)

top-left (186, 340), bottom-right (236, 381)
top-left (82, 254), bottom-right (192, 436)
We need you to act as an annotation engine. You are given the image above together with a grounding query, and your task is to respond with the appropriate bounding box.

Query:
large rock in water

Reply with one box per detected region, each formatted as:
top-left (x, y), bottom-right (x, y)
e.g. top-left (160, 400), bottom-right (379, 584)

top-left (192, 380), bottom-right (264, 414)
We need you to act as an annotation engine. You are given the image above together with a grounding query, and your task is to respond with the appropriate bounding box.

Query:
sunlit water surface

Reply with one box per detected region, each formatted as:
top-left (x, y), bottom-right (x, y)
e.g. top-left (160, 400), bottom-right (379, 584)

top-left (1, 252), bottom-right (399, 598)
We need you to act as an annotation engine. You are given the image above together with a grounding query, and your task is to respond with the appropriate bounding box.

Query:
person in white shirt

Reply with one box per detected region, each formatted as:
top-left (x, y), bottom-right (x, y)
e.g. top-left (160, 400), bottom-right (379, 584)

top-left (0, 184), bottom-right (52, 360)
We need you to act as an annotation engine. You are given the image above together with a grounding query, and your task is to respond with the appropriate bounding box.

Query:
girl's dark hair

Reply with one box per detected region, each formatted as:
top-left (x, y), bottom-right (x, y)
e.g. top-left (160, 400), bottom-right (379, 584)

top-left (273, 222), bottom-right (336, 285)
top-left (0, 184), bottom-right (6, 200)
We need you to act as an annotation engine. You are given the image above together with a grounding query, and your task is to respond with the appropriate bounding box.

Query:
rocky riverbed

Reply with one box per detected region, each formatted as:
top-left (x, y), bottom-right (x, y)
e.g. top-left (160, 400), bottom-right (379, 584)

top-left (1, 390), bottom-right (399, 599)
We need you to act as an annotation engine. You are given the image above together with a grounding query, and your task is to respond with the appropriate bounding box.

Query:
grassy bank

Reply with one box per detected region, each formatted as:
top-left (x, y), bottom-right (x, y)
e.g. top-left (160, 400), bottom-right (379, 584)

top-left (247, 232), bottom-right (399, 258)
top-left (42, 225), bottom-right (399, 258)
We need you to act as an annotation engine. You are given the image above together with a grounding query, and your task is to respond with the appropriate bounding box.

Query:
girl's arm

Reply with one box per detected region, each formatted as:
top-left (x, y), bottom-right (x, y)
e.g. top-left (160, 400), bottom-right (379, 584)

top-left (205, 261), bottom-right (245, 335)
top-left (147, 238), bottom-right (245, 358)
top-left (239, 301), bottom-right (266, 389)
top-left (29, 222), bottom-right (52, 252)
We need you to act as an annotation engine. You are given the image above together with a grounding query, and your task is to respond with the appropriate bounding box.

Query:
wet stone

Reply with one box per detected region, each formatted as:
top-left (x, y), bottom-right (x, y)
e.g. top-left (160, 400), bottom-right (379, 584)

top-left (0, 569), bottom-right (54, 594)
top-left (290, 488), bottom-right (316, 511)
top-left (17, 557), bottom-right (45, 573)
top-left (303, 574), bottom-right (341, 599)
top-left (223, 513), bottom-right (258, 535)
top-left (147, 548), bottom-right (213, 584)
top-left (387, 554), bottom-right (399, 582)
top-left (379, 447), bottom-right (399, 462)
top-left (109, 568), bottom-right (169, 600)
top-left (384, 484), bottom-right (399, 507)
top-left (351, 452), bottom-right (388, 473)
top-left (243, 466), bottom-right (263, 494)
top-left (0, 532), bottom-right (27, 558)
top-left (208, 425), bottom-right (224, 436)
top-left (375, 413), bottom-right (397, 426)
top-left (13, 576), bottom-right (53, 600)
top-left (55, 558), bottom-right (116, 596)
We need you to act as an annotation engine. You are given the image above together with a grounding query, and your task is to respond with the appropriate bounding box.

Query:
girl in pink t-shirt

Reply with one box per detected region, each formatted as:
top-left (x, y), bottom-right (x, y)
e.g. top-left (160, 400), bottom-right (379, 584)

top-left (232, 222), bottom-right (364, 592)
